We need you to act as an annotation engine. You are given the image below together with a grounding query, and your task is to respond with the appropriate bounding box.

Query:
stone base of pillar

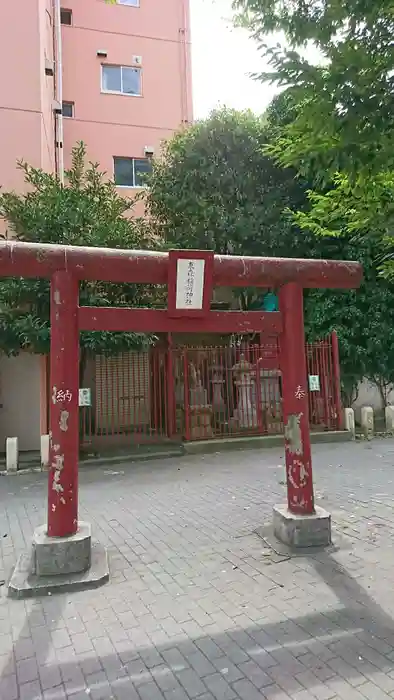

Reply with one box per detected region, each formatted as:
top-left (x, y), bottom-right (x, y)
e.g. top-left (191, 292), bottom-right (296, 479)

top-left (273, 504), bottom-right (331, 548)
top-left (32, 522), bottom-right (92, 576)
top-left (8, 521), bottom-right (109, 599)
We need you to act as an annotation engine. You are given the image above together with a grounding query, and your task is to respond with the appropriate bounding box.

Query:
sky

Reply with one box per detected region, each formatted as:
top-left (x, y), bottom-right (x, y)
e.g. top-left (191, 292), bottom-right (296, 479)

top-left (189, 0), bottom-right (279, 119)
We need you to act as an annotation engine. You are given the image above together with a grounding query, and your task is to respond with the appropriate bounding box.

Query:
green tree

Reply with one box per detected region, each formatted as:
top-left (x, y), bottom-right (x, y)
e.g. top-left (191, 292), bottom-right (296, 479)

top-left (144, 107), bottom-right (316, 311)
top-left (0, 143), bottom-right (160, 380)
top-left (233, 0), bottom-right (394, 180)
top-left (284, 169), bottom-right (394, 404)
top-left (233, 0), bottom-right (394, 276)
top-left (294, 173), bottom-right (394, 277)
top-left (303, 236), bottom-right (394, 407)
top-left (144, 107), bottom-right (310, 257)
top-left (267, 93), bottom-right (394, 402)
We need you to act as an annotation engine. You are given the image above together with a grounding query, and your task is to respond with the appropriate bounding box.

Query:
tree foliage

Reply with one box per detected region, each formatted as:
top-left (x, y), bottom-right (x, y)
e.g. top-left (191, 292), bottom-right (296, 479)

top-left (0, 142), bottom-right (160, 358)
top-left (144, 107), bottom-right (311, 258)
top-left (294, 173), bottom-right (394, 278)
top-left (233, 0), bottom-right (394, 181)
top-left (231, 0), bottom-right (394, 400)
top-left (302, 235), bottom-right (394, 406)
top-left (287, 170), bottom-right (394, 403)
top-left (233, 0), bottom-right (394, 278)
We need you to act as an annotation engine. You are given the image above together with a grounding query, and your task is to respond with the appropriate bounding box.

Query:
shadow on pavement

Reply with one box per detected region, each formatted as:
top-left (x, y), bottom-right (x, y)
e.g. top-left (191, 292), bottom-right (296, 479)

top-left (2, 548), bottom-right (394, 700)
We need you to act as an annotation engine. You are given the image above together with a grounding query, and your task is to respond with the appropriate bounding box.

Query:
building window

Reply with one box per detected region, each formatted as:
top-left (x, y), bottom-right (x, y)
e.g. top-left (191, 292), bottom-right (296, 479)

top-left (114, 157), bottom-right (152, 187)
top-left (62, 101), bottom-right (74, 118)
top-left (101, 65), bottom-right (141, 96)
top-left (117, 0), bottom-right (140, 5)
top-left (60, 8), bottom-right (72, 25)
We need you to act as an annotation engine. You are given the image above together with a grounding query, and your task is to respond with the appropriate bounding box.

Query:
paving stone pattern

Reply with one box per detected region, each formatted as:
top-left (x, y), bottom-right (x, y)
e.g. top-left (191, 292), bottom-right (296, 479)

top-left (2, 439), bottom-right (394, 699)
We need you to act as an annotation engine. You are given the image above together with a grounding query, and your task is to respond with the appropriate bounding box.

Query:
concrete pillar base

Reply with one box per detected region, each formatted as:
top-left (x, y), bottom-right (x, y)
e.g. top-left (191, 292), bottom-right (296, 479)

top-left (273, 504), bottom-right (331, 548)
top-left (32, 522), bottom-right (91, 576)
top-left (8, 521), bottom-right (109, 599)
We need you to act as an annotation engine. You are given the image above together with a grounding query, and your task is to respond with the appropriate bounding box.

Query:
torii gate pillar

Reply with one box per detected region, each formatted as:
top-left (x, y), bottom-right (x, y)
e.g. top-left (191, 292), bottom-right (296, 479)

top-left (0, 242), bottom-right (362, 597)
top-left (274, 282), bottom-right (331, 547)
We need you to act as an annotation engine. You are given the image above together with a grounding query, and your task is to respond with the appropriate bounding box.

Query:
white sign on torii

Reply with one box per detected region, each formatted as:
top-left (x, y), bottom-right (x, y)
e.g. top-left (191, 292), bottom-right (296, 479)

top-left (175, 258), bottom-right (205, 310)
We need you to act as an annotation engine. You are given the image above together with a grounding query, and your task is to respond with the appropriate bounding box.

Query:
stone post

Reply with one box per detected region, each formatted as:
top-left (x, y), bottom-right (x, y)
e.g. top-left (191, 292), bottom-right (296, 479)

top-left (361, 406), bottom-right (374, 438)
top-left (385, 405), bottom-right (394, 432)
top-left (344, 408), bottom-right (355, 439)
top-left (6, 437), bottom-right (18, 473)
top-left (40, 434), bottom-right (50, 468)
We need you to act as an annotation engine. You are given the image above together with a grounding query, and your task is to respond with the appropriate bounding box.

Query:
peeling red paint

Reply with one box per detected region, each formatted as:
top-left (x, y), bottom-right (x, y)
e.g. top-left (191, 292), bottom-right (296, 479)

top-left (47, 271), bottom-right (79, 537)
top-left (59, 411), bottom-right (69, 432)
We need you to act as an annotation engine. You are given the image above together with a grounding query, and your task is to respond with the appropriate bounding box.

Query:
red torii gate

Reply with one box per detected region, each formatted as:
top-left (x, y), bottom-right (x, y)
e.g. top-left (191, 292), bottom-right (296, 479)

top-left (0, 242), bottom-right (362, 549)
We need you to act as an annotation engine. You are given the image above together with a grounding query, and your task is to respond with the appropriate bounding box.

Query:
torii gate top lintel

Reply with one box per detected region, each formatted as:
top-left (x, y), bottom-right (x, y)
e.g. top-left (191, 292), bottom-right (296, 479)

top-left (0, 241), bottom-right (363, 289)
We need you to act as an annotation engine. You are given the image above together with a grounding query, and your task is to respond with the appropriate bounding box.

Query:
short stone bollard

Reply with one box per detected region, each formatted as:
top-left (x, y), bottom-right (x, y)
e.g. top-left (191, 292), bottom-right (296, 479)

top-left (40, 434), bottom-right (50, 468)
top-left (385, 405), bottom-right (394, 433)
top-left (344, 407), bottom-right (355, 439)
top-left (6, 437), bottom-right (18, 473)
top-left (361, 406), bottom-right (374, 438)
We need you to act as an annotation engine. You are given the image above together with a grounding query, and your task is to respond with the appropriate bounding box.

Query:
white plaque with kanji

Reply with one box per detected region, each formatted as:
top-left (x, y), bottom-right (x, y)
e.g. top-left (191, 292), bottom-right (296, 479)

top-left (308, 375), bottom-right (320, 392)
top-left (79, 388), bottom-right (91, 406)
top-left (175, 258), bottom-right (205, 310)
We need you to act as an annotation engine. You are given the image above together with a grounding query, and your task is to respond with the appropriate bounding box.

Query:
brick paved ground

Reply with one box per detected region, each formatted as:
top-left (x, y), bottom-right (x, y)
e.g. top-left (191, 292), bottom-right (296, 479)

top-left (2, 439), bottom-right (394, 700)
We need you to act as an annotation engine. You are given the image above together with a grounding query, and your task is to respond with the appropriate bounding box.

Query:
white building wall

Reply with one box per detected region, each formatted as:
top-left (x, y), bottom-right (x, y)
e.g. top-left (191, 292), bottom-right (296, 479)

top-left (352, 378), bottom-right (394, 418)
top-left (0, 354), bottom-right (41, 452)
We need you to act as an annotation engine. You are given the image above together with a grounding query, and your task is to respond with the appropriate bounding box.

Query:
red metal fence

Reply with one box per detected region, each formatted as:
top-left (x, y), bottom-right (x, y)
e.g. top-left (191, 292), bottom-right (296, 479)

top-left (306, 334), bottom-right (341, 432)
top-left (79, 333), bottom-right (341, 451)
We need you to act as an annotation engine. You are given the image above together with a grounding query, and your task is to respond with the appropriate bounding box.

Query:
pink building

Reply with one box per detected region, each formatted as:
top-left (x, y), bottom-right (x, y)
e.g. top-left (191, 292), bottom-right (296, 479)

top-left (0, 0), bottom-right (192, 452)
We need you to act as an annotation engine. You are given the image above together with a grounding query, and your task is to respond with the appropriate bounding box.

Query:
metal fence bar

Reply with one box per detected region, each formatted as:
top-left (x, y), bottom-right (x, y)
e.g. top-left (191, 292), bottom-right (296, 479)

top-left (331, 330), bottom-right (342, 429)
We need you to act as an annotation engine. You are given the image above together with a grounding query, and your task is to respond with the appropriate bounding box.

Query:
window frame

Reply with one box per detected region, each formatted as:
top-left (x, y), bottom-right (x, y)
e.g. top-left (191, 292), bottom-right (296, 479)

top-left (113, 157), bottom-right (152, 189)
top-left (62, 101), bottom-right (74, 118)
top-left (101, 64), bottom-right (142, 97)
top-left (117, 0), bottom-right (140, 6)
top-left (60, 8), bottom-right (72, 25)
